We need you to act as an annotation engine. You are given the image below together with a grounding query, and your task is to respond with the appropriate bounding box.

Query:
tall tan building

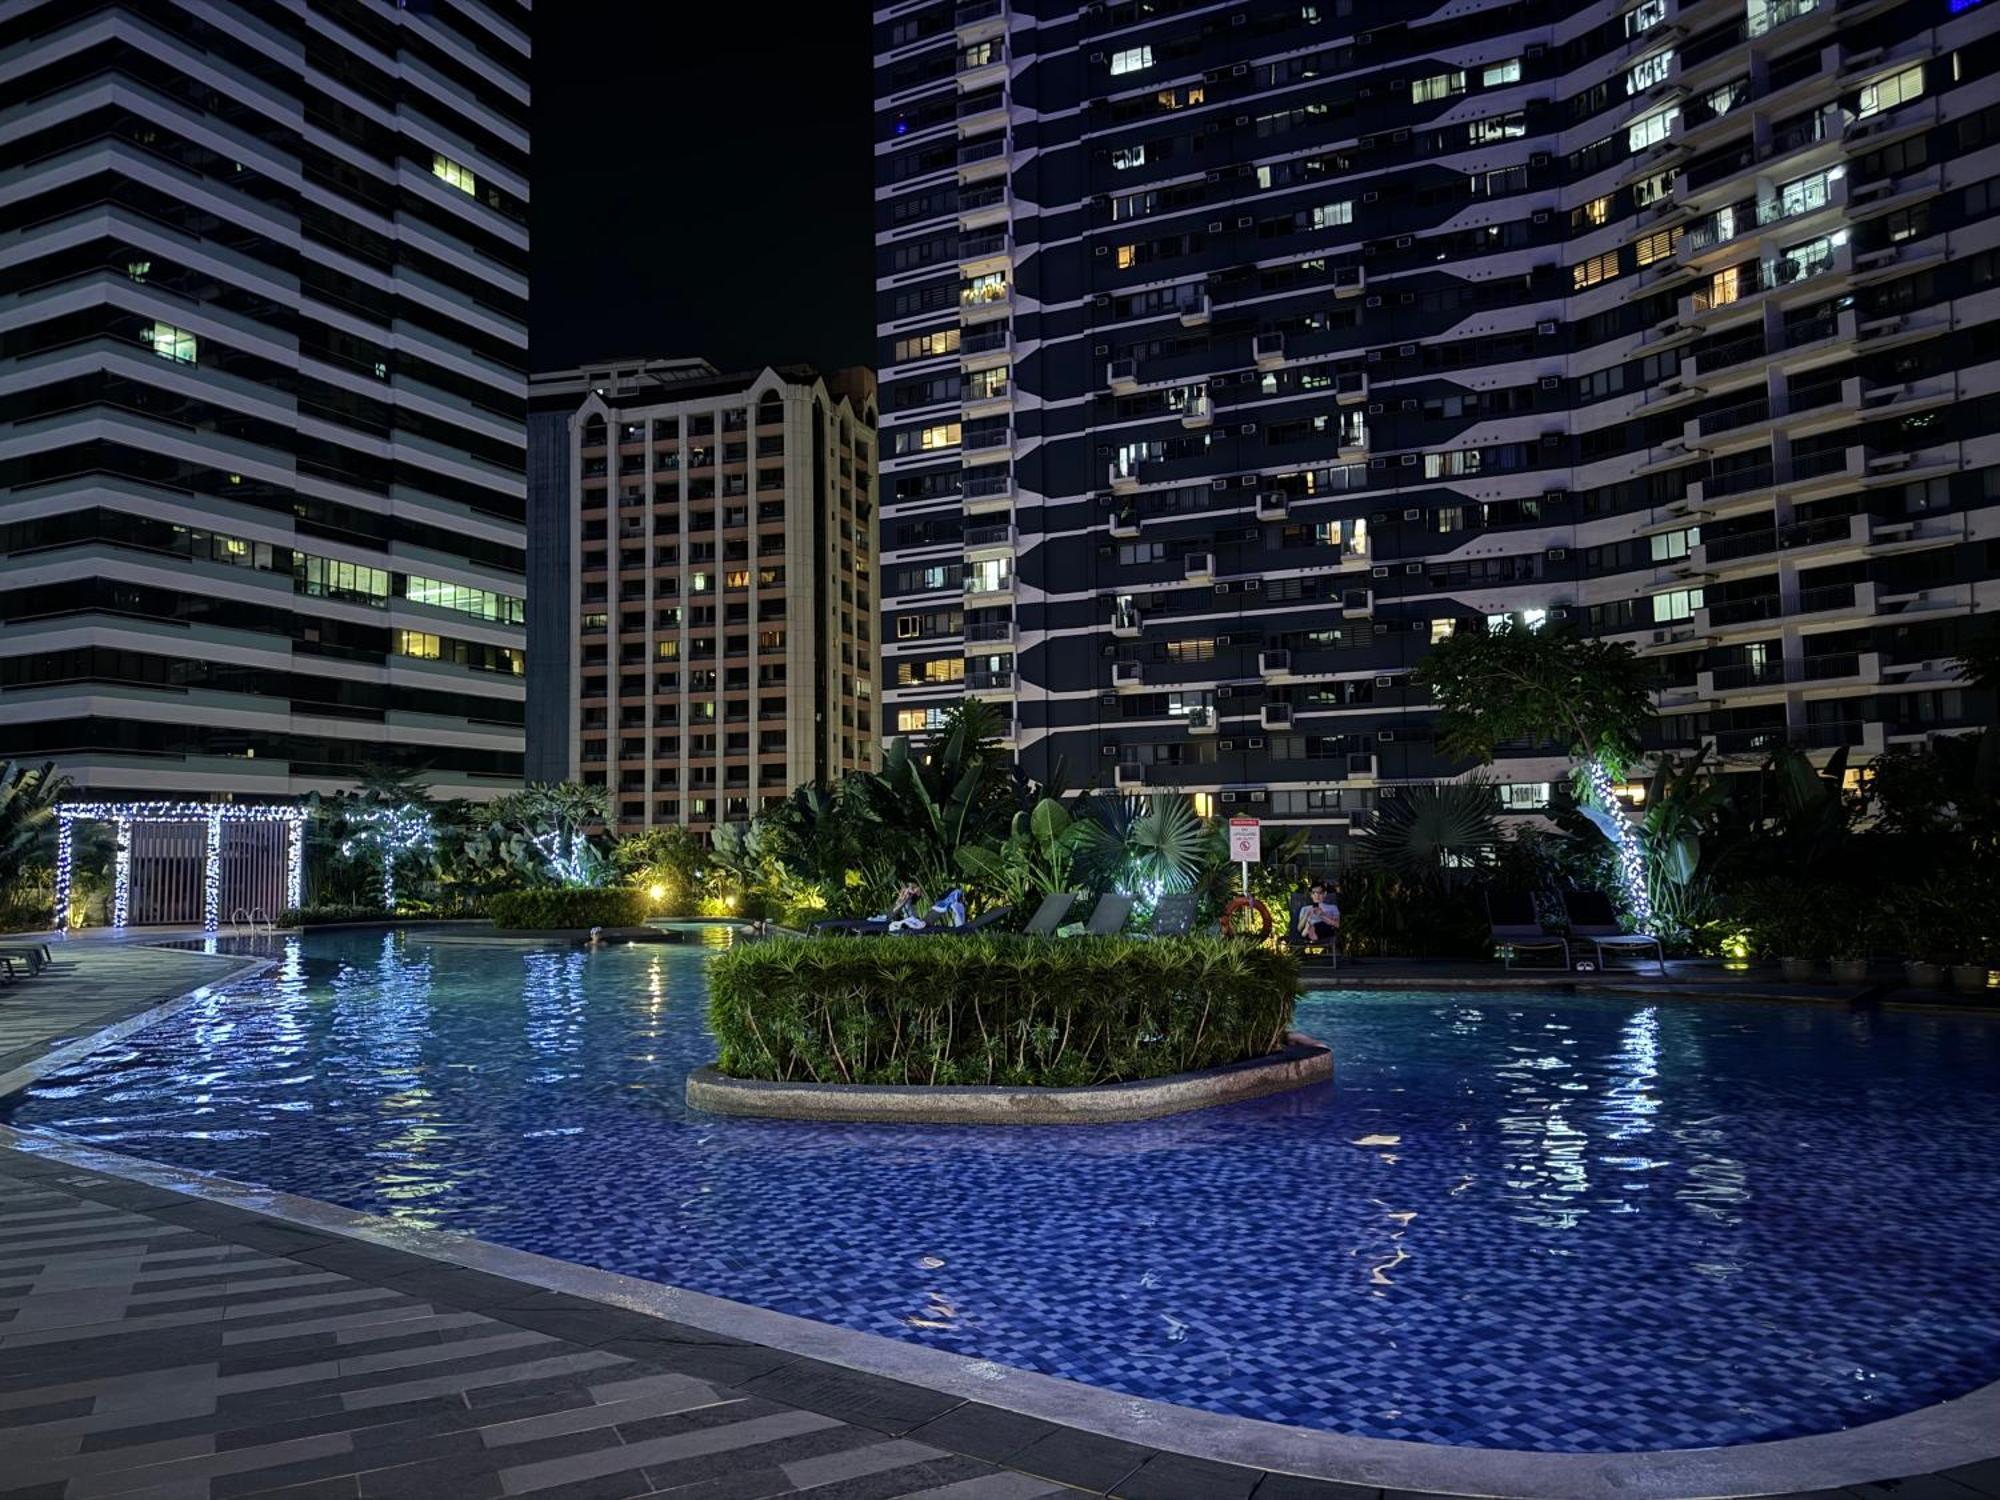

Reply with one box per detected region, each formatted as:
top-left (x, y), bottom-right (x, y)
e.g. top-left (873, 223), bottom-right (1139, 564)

top-left (559, 365), bottom-right (878, 834)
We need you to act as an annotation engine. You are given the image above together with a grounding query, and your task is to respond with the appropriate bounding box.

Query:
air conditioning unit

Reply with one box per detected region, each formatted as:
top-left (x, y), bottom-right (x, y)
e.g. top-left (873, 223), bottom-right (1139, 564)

top-left (1249, 790), bottom-right (1269, 804)
top-left (1219, 738), bottom-right (1238, 751)
top-left (1537, 321), bottom-right (1558, 336)
top-left (1100, 743), bottom-right (1119, 757)
top-left (1402, 508), bottom-right (1421, 520)
top-left (1404, 562), bottom-right (1422, 574)
top-left (1220, 790), bottom-right (1239, 804)
top-left (1248, 736), bottom-right (1266, 749)
top-left (1378, 729), bottom-right (1397, 743)
top-left (1184, 552), bottom-right (1215, 582)
top-left (1547, 547), bottom-right (1568, 560)
top-left (1371, 565), bottom-right (1390, 578)
top-left (1244, 577), bottom-right (1263, 591)
top-left (1375, 675), bottom-right (1395, 689)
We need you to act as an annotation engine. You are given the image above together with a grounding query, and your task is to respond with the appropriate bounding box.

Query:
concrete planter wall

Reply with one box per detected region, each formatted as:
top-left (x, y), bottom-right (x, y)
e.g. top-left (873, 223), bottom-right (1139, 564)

top-left (686, 1035), bottom-right (1333, 1125)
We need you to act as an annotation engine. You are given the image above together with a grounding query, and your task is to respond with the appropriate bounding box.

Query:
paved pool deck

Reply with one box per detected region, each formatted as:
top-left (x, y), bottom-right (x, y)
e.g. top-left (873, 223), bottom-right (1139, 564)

top-left (1, 932), bottom-right (1997, 1500)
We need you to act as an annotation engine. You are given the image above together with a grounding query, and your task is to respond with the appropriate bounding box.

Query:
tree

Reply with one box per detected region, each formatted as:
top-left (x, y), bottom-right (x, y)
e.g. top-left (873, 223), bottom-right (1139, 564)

top-left (1415, 620), bottom-right (1656, 927)
top-left (480, 782), bottom-right (611, 887)
top-left (0, 760), bottom-right (68, 892)
top-left (1351, 779), bottom-right (1501, 887)
top-left (331, 766), bottom-right (436, 912)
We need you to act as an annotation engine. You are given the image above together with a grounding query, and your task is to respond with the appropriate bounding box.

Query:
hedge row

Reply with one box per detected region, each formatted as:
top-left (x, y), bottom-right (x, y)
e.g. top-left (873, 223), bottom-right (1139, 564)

top-left (279, 901), bottom-right (485, 927)
top-left (707, 935), bottom-right (1301, 1088)
top-left (487, 887), bottom-right (647, 931)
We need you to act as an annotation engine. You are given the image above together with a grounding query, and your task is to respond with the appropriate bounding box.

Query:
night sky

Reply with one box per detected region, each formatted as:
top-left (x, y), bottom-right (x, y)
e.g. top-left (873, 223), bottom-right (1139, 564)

top-left (530, 10), bottom-right (876, 378)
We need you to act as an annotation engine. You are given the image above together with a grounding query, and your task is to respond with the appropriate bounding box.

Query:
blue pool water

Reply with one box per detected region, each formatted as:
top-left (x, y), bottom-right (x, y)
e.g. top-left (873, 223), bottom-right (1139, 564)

top-left (5, 931), bottom-right (1999, 1453)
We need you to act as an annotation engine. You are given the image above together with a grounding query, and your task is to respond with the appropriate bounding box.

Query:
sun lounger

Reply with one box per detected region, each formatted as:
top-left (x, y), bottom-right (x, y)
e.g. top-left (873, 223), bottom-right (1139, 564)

top-left (1078, 892), bottom-right (1133, 936)
top-left (1146, 892), bottom-right (1198, 938)
top-left (1020, 892), bottom-right (1075, 937)
top-left (1560, 889), bottom-right (1665, 974)
top-left (1487, 892), bottom-right (1569, 971)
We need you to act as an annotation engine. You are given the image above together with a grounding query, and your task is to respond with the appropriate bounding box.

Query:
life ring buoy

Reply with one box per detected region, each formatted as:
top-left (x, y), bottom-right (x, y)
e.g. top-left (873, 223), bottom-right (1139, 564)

top-left (1220, 895), bottom-right (1274, 940)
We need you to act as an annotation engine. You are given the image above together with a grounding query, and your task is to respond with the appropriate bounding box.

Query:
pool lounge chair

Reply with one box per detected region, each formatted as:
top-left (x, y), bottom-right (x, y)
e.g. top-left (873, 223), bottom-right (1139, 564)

top-left (1145, 892), bottom-right (1198, 938)
top-left (0, 942), bottom-right (52, 977)
top-left (941, 905), bottom-right (1012, 936)
top-left (1487, 892), bottom-right (1569, 971)
top-left (1077, 892), bottom-right (1133, 936)
top-left (1560, 889), bottom-right (1666, 974)
top-left (1020, 892), bottom-right (1075, 937)
top-left (1282, 895), bottom-right (1340, 968)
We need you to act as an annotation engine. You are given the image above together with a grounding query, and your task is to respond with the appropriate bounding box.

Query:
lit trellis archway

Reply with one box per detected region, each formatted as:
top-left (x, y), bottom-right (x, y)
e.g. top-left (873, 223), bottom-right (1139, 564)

top-left (53, 803), bottom-right (305, 932)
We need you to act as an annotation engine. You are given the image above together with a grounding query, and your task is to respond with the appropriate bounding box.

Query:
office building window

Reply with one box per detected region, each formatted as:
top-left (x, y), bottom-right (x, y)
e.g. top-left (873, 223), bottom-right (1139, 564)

top-left (432, 153), bottom-right (476, 194)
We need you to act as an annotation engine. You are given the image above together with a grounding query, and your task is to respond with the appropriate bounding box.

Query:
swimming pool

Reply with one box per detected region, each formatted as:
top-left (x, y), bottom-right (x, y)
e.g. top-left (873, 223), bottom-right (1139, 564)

top-left (5, 930), bottom-right (1998, 1453)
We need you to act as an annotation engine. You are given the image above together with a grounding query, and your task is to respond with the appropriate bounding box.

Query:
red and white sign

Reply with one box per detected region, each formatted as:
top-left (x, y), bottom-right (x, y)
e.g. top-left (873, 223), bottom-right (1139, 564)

top-left (1228, 816), bottom-right (1262, 864)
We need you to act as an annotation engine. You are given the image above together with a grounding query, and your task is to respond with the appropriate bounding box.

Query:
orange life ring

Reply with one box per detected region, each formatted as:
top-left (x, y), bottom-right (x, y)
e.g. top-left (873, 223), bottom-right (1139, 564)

top-left (1220, 895), bottom-right (1274, 940)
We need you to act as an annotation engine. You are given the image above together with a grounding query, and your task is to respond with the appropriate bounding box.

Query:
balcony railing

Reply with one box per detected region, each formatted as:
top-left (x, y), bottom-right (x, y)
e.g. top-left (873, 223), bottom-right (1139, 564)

top-left (963, 523), bottom-right (1014, 547)
top-left (1700, 396), bottom-right (1770, 436)
top-left (964, 619), bottom-right (1014, 643)
top-left (960, 323), bottom-right (1010, 355)
top-left (1705, 462), bottom-right (1774, 497)
top-left (957, 135), bottom-right (1006, 166)
top-left (1710, 659), bottom-right (1786, 689)
top-left (1779, 513), bottom-right (1856, 549)
top-left (967, 669), bottom-right (1014, 692)
top-left (1709, 595), bottom-right (1784, 626)
top-left (1748, 0), bottom-right (1821, 38)
top-left (958, 228), bottom-right (1009, 259)
top-left (1796, 582), bottom-right (1856, 614)
top-left (962, 426), bottom-right (1010, 450)
top-left (1696, 331), bottom-right (1766, 374)
top-left (956, 0), bottom-right (1003, 21)
top-left (958, 182), bottom-right (1007, 213)
top-left (1788, 446), bottom-right (1849, 480)
top-left (1802, 651), bottom-right (1861, 681)
top-left (1704, 530), bottom-right (1778, 563)
top-left (963, 468), bottom-right (1013, 498)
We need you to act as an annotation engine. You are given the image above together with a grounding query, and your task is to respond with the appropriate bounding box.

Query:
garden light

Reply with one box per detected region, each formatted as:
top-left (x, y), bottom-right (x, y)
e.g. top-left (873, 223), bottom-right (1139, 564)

top-left (647, 882), bottom-right (668, 904)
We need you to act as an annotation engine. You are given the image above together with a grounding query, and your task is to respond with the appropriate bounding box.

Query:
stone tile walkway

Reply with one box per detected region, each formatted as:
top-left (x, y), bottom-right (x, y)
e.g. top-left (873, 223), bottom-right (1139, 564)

top-left (0, 941), bottom-right (254, 1079)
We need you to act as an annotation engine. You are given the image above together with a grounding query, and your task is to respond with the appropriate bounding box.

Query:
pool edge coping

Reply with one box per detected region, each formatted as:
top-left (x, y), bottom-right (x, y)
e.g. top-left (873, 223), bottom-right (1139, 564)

top-left (0, 938), bottom-right (1994, 1500)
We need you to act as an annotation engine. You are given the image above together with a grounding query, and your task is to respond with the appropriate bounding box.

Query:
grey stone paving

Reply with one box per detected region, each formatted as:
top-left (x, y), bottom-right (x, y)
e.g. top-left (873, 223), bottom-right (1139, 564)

top-left (0, 939), bottom-right (253, 1078)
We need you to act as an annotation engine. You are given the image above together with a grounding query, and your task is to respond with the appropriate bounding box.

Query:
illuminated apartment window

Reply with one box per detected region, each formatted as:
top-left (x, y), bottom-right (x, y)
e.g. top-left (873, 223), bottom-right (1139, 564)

top-left (1633, 169), bottom-right (1675, 207)
top-left (1431, 619), bottom-right (1457, 644)
top-left (1628, 107), bottom-right (1678, 153)
top-left (1624, 0), bottom-right (1666, 35)
top-left (655, 640), bottom-right (679, 659)
top-left (724, 569), bottom-right (751, 590)
top-left (691, 572), bottom-right (710, 593)
top-left (1857, 64), bottom-right (1924, 119)
top-left (1651, 588), bottom-right (1704, 623)
top-left (395, 630), bottom-right (442, 660)
top-left (1469, 113), bottom-right (1526, 144)
top-left (432, 153), bottom-right (476, 194)
top-left (1109, 45), bottom-right (1153, 75)
top-left (920, 421), bottom-right (962, 450)
top-left (1627, 50), bottom-right (1673, 95)
top-left (1111, 144), bottom-right (1146, 171)
top-left (1412, 70), bottom-right (1465, 104)
top-left (142, 322), bottom-right (197, 363)
top-left (1483, 59), bottom-right (1521, 86)
top-left (1634, 227), bottom-right (1679, 265)
top-left (1573, 251), bottom-right (1621, 289)
top-left (894, 327), bottom-right (960, 362)
top-left (1650, 527), bottom-right (1699, 561)
top-left (1116, 244), bottom-right (1137, 269)
top-left (1499, 783), bottom-right (1552, 811)
top-left (960, 270), bottom-right (1008, 306)
top-left (897, 707), bottom-right (951, 732)
top-left (1700, 264), bottom-right (1743, 310)
top-left (126, 259), bottom-right (152, 282)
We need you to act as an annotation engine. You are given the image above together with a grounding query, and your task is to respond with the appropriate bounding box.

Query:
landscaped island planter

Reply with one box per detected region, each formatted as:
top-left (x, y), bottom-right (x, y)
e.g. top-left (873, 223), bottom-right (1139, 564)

top-left (687, 1034), bottom-right (1331, 1123)
top-left (698, 933), bottom-right (1312, 1119)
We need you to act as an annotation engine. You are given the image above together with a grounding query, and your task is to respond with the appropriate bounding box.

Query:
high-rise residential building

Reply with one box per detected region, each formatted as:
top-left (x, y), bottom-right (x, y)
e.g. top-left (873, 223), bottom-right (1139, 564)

top-left (873, 0), bottom-right (2000, 865)
top-left (527, 357), bottom-right (720, 783)
top-left (0, 1), bottom-right (530, 801)
top-left (548, 364), bottom-right (880, 835)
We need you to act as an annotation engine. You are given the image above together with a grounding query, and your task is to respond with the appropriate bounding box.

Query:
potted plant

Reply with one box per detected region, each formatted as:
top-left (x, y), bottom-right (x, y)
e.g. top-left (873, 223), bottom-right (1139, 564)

top-left (1882, 885), bottom-right (1947, 989)
top-left (1949, 879), bottom-right (1996, 994)
top-left (1739, 879), bottom-right (1816, 982)
top-left (1828, 917), bottom-right (1871, 986)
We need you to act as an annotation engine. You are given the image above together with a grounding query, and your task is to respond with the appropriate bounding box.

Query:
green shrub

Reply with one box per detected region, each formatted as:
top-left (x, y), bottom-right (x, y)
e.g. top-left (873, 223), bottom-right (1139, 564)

top-left (279, 898), bottom-right (486, 927)
top-left (488, 887), bottom-right (646, 931)
top-left (707, 935), bottom-right (1301, 1087)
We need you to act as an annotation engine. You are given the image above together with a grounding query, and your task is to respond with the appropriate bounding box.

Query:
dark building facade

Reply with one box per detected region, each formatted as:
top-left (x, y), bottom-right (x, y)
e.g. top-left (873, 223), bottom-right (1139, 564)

top-left (873, 0), bottom-right (2000, 863)
top-left (0, 0), bottom-right (530, 800)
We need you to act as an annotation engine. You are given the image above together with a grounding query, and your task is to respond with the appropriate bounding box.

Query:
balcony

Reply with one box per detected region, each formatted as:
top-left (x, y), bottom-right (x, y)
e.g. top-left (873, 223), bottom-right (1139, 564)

top-left (963, 468), bottom-right (1014, 512)
top-left (1113, 661), bottom-right (1144, 692)
top-left (1335, 370), bottom-right (1368, 405)
top-left (1700, 594), bottom-right (1783, 633)
top-left (961, 377), bottom-right (1012, 419)
top-left (957, 181), bottom-right (1010, 230)
top-left (1702, 658), bottom-right (1787, 696)
top-left (1114, 762), bottom-right (1147, 788)
top-left (963, 522), bottom-right (1015, 557)
top-left (1177, 392), bottom-right (1212, 429)
top-left (957, 228), bottom-right (1012, 268)
top-left (956, 41), bottom-right (1006, 88)
top-left (1254, 332), bottom-right (1285, 370)
top-left (1254, 490), bottom-right (1289, 521)
top-left (963, 570), bottom-right (1014, 604)
top-left (1183, 551), bottom-right (1214, 583)
top-left (1177, 289), bottom-right (1211, 326)
top-left (1186, 706), bottom-right (1217, 736)
top-left (961, 425), bottom-right (1012, 464)
top-left (1258, 649), bottom-right (1293, 679)
top-left (967, 667), bottom-right (1015, 695)
top-left (1260, 703), bottom-right (1293, 730)
top-left (956, 87), bottom-right (1008, 135)
top-left (1332, 264), bottom-right (1365, 298)
top-left (958, 278), bottom-right (1011, 322)
top-left (959, 326), bottom-right (1010, 373)
top-left (1107, 357), bottom-right (1138, 394)
top-left (1793, 581), bottom-right (1858, 619)
top-left (1110, 603), bottom-right (1141, 638)
top-left (1108, 463), bottom-right (1139, 496)
top-left (1108, 503), bottom-right (1141, 538)
top-left (1691, 394), bottom-right (1769, 446)
top-left (964, 619), bottom-right (1015, 645)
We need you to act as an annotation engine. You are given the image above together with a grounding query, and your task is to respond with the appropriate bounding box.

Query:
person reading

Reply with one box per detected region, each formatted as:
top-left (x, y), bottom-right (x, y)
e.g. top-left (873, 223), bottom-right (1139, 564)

top-left (1296, 883), bottom-right (1340, 946)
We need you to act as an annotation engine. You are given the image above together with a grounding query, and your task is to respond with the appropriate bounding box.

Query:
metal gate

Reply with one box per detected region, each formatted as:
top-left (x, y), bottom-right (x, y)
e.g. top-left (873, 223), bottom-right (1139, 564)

top-left (219, 820), bottom-right (288, 921)
top-left (127, 819), bottom-right (291, 927)
top-left (128, 821), bottom-right (205, 926)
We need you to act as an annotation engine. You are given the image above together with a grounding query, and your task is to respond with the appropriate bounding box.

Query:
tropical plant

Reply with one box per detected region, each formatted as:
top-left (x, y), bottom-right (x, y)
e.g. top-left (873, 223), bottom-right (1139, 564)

top-left (958, 795), bottom-right (1089, 911)
top-left (756, 785), bottom-right (862, 910)
top-left (0, 760), bottom-right (67, 892)
top-left (487, 887), bottom-right (646, 931)
top-left (1074, 792), bottom-right (1216, 899)
top-left (840, 699), bottom-right (1014, 895)
top-left (1635, 748), bottom-right (1733, 947)
top-left (708, 935), bottom-right (1300, 1088)
top-left (480, 781), bottom-right (612, 887)
top-left (1350, 779), bottom-right (1501, 887)
top-left (1415, 620), bottom-right (1657, 926)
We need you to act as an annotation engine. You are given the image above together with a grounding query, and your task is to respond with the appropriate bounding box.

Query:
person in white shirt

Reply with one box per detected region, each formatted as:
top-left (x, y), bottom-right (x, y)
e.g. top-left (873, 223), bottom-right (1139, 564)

top-left (1296, 883), bottom-right (1340, 946)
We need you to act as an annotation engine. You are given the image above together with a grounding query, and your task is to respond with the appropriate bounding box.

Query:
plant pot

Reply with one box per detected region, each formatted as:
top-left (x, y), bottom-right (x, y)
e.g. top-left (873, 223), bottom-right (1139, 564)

top-left (1949, 963), bottom-right (1991, 993)
top-left (1829, 958), bottom-right (1870, 986)
top-left (1779, 956), bottom-right (1816, 983)
top-left (1903, 960), bottom-right (1946, 989)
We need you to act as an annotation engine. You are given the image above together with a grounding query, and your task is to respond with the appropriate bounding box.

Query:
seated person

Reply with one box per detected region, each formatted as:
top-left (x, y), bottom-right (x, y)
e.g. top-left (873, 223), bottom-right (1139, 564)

top-left (887, 881), bottom-right (929, 932)
top-left (1295, 882), bottom-right (1340, 947)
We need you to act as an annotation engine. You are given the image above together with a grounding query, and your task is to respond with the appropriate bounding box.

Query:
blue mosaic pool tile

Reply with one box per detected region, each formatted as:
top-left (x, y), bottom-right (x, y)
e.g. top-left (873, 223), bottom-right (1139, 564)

top-left (4, 932), bottom-right (1999, 1454)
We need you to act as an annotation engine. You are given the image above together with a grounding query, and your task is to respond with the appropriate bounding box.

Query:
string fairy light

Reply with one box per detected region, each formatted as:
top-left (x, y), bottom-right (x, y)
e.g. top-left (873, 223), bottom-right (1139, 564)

top-left (52, 803), bottom-right (308, 932)
top-left (340, 805), bottom-right (437, 912)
